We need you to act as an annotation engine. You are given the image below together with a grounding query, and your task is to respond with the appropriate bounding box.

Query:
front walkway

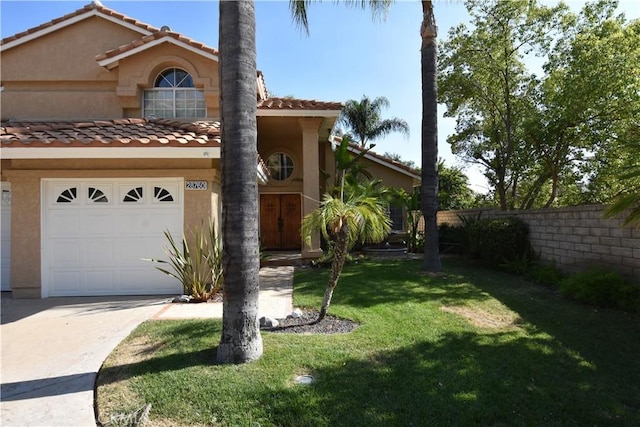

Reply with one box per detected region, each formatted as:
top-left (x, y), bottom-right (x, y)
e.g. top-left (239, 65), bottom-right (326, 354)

top-left (0, 266), bottom-right (294, 426)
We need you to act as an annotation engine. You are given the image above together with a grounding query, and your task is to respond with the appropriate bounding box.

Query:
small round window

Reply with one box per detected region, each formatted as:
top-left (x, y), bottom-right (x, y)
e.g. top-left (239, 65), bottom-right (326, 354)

top-left (267, 152), bottom-right (294, 181)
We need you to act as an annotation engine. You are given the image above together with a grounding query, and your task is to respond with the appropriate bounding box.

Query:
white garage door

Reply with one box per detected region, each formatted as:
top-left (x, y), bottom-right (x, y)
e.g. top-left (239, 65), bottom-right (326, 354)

top-left (43, 179), bottom-right (184, 297)
top-left (1, 182), bottom-right (11, 291)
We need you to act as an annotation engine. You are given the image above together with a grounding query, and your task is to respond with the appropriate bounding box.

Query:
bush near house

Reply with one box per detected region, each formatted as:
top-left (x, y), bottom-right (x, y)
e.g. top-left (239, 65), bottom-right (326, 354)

top-left (437, 216), bottom-right (532, 265)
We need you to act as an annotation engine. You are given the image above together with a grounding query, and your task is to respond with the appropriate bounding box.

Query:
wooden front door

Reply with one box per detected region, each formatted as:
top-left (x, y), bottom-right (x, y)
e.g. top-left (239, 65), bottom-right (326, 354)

top-left (260, 194), bottom-right (301, 250)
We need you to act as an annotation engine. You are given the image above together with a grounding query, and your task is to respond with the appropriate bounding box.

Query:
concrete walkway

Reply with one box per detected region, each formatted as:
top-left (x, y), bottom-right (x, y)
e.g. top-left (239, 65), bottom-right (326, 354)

top-left (0, 266), bottom-right (294, 427)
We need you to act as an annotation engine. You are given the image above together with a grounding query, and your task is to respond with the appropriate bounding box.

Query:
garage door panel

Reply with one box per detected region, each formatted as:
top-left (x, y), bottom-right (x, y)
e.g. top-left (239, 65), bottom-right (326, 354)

top-left (50, 271), bottom-right (82, 295)
top-left (49, 213), bottom-right (83, 237)
top-left (86, 270), bottom-right (115, 294)
top-left (86, 240), bottom-right (115, 265)
top-left (50, 240), bottom-right (82, 266)
top-left (81, 213), bottom-right (115, 236)
top-left (45, 179), bottom-right (184, 297)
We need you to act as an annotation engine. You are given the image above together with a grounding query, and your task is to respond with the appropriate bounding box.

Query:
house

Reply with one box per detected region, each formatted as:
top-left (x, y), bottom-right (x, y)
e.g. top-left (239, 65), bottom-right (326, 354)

top-left (0, 2), bottom-right (420, 298)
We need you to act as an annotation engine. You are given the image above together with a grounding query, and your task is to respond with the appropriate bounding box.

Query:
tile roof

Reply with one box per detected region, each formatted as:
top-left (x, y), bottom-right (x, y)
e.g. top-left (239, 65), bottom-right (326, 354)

top-left (349, 142), bottom-right (421, 178)
top-left (1, 2), bottom-right (158, 47)
top-left (0, 118), bottom-right (221, 148)
top-left (258, 97), bottom-right (343, 111)
top-left (95, 30), bottom-right (219, 63)
top-left (329, 136), bottom-right (420, 178)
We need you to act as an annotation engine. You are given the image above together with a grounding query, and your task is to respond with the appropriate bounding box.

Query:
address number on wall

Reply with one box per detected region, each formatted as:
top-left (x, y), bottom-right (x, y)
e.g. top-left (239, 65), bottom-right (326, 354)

top-left (185, 181), bottom-right (208, 190)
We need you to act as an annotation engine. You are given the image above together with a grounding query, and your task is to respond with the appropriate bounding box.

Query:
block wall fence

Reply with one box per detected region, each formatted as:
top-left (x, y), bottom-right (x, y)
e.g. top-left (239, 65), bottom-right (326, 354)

top-left (431, 204), bottom-right (640, 284)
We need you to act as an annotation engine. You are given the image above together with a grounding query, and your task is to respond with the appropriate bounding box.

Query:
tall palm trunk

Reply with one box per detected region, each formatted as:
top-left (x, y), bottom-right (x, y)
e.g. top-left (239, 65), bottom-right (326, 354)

top-left (421, 0), bottom-right (442, 273)
top-left (217, 0), bottom-right (263, 364)
top-left (316, 223), bottom-right (349, 323)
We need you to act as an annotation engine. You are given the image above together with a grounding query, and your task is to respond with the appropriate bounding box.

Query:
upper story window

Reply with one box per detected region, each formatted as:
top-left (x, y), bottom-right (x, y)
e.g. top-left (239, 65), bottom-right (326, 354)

top-left (143, 68), bottom-right (206, 119)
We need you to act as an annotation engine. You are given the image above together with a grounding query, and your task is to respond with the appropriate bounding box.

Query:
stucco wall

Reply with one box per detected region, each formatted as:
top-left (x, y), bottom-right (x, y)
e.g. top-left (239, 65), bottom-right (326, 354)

top-left (436, 205), bottom-right (640, 284)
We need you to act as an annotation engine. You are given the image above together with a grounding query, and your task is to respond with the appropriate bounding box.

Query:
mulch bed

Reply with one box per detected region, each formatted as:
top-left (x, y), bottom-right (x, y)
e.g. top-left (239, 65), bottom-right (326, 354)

top-left (266, 309), bottom-right (359, 334)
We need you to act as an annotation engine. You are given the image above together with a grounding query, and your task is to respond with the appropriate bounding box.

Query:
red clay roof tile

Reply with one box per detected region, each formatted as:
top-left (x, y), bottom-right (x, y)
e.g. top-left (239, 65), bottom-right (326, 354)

top-left (257, 97), bottom-right (343, 111)
top-left (0, 119), bottom-right (221, 148)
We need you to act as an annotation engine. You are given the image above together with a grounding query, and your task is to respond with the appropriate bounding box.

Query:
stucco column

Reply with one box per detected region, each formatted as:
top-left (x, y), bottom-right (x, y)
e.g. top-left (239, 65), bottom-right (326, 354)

top-left (299, 118), bottom-right (323, 258)
top-left (10, 178), bottom-right (42, 298)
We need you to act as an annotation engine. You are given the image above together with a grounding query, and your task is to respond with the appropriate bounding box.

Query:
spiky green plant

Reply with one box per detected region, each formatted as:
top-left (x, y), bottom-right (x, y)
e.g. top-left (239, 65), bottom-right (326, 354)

top-left (148, 220), bottom-right (223, 302)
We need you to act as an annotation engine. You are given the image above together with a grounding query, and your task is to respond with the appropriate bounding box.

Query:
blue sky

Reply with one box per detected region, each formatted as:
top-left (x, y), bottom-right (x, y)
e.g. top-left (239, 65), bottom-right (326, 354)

top-left (2, 0), bottom-right (639, 193)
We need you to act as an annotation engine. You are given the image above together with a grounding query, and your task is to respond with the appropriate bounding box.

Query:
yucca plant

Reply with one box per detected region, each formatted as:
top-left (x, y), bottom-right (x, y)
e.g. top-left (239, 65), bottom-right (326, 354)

top-left (148, 220), bottom-right (223, 302)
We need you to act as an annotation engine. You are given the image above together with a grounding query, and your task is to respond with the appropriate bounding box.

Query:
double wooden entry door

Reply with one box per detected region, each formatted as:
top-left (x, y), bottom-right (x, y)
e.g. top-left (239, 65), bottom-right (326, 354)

top-left (260, 194), bottom-right (301, 250)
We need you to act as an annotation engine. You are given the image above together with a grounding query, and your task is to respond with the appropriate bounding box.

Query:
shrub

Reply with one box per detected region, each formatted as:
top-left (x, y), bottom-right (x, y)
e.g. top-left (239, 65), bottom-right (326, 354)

top-left (438, 223), bottom-right (465, 254)
top-left (466, 216), bottom-right (530, 266)
top-left (525, 264), bottom-right (565, 287)
top-left (147, 220), bottom-right (223, 302)
top-left (559, 269), bottom-right (640, 312)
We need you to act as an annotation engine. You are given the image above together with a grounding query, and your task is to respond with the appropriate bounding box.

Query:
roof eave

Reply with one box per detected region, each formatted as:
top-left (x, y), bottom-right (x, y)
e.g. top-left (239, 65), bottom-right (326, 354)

top-left (0, 147), bottom-right (221, 159)
top-left (1, 9), bottom-right (154, 52)
top-left (256, 110), bottom-right (341, 118)
top-left (97, 36), bottom-right (219, 69)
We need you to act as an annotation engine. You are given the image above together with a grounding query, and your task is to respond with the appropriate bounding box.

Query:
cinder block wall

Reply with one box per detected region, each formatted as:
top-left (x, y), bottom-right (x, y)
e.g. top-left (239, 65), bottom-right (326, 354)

top-left (434, 204), bottom-right (640, 284)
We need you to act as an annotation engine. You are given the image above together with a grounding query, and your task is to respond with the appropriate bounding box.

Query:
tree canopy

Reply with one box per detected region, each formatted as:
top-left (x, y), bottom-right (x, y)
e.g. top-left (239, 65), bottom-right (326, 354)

top-left (439, 0), bottom-right (640, 210)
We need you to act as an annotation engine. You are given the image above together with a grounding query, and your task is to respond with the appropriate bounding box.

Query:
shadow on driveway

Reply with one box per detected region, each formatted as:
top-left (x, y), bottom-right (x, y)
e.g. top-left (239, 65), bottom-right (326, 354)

top-left (0, 294), bottom-right (170, 324)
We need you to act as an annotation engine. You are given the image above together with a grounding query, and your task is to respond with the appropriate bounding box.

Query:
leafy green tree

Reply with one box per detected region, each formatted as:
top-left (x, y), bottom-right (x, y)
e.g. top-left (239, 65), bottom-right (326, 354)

top-left (437, 160), bottom-right (475, 210)
top-left (440, 0), bottom-right (640, 210)
top-left (439, 0), bottom-right (565, 211)
top-left (604, 141), bottom-right (640, 228)
top-left (339, 95), bottom-right (410, 148)
top-left (301, 186), bottom-right (391, 322)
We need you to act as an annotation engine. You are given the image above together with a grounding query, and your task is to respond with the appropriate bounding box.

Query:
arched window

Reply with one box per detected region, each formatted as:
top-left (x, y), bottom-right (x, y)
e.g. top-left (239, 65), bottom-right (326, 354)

top-left (143, 68), bottom-right (206, 118)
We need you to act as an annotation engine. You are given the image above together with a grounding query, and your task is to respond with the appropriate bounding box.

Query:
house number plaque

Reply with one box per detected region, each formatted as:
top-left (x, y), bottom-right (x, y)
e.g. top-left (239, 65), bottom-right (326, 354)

top-left (185, 181), bottom-right (208, 190)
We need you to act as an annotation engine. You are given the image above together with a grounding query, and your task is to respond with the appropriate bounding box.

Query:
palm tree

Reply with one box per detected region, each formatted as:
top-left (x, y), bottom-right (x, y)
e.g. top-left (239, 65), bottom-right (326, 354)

top-left (420, 0), bottom-right (442, 273)
top-left (301, 185), bottom-right (391, 322)
top-left (339, 95), bottom-right (410, 148)
top-left (217, 1), bottom-right (263, 364)
top-left (290, 0), bottom-right (442, 272)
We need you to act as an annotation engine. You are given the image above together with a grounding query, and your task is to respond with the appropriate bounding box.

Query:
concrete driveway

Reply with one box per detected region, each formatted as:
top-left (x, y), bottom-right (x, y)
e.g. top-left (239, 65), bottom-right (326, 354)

top-left (0, 295), bottom-right (167, 427)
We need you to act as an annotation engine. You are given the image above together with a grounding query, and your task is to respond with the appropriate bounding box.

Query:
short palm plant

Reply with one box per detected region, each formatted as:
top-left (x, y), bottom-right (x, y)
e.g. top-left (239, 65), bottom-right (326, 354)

top-left (302, 186), bottom-right (391, 322)
top-left (148, 220), bottom-right (223, 302)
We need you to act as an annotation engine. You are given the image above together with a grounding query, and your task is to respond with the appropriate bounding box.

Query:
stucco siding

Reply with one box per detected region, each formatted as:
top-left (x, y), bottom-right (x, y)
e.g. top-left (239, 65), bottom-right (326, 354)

top-left (1, 17), bottom-right (141, 82)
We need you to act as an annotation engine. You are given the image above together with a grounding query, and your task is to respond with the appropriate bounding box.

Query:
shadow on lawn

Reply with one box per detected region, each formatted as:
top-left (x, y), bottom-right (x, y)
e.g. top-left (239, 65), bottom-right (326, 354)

top-left (297, 259), bottom-right (494, 309)
top-left (263, 330), bottom-right (639, 426)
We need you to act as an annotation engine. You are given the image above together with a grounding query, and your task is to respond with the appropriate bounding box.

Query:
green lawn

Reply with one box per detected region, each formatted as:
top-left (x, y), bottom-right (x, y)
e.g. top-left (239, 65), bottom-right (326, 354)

top-left (96, 258), bottom-right (640, 426)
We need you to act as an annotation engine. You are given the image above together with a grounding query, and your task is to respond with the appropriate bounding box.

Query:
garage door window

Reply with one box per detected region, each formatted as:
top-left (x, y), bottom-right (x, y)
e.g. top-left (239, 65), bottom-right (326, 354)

top-left (154, 186), bottom-right (174, 202)
top-left (88, 187), bottom-right (108, 203)
top-left (56, 187), bottom-right (78, 203)
top-left (123, 187), bottom-right (144, 203)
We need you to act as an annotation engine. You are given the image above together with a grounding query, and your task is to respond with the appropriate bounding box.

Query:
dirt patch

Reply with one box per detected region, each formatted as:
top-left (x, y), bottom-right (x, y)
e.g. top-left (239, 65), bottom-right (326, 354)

top-left (266, 310), bottom-right (358, 334)
top-left (441, 305), bottom-right (521, 329)
top-left (96, 336), bottom-right (161, 425)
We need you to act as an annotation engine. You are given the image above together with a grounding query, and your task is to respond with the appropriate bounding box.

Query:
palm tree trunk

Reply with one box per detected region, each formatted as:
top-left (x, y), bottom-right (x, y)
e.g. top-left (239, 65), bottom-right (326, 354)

top-left (420, 0), bottom-right (442, 273)
top-left (316, 226), bottom-right (349, 323)
top-left (217, 0), bottom-right (263, 364)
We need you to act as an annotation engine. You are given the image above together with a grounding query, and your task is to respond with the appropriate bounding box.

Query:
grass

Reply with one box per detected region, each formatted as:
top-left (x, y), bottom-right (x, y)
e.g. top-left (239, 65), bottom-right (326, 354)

top-left (96, 258), bottom-right (640, 426)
